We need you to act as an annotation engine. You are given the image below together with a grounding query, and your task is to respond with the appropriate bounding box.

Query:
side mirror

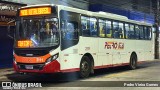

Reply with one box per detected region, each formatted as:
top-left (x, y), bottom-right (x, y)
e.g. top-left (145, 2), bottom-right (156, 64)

top-left (7, 20), bottom-right (15, 39)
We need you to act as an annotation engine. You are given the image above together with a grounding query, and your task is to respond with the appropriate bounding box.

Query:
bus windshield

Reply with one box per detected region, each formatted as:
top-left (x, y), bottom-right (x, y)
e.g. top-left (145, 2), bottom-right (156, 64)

top-left (15, 17), bottom-right (59, 48)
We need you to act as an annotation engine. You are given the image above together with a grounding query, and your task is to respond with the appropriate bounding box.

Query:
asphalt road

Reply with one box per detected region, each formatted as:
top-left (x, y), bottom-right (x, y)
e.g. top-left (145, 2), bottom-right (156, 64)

top-left (0, 60), bottom-right (160, 90)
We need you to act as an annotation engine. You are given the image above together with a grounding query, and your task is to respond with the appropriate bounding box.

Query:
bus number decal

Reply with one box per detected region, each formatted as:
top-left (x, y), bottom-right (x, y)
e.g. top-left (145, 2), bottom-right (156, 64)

top-left (36, 58), bottom-right (44, 62)
top-left (105, 42), bottom-right (124, 50)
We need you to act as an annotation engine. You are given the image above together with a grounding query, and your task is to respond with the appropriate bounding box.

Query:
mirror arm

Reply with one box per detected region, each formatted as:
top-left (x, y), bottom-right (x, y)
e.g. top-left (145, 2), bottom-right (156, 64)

top-left (7, 20), bottom-right (15, 39)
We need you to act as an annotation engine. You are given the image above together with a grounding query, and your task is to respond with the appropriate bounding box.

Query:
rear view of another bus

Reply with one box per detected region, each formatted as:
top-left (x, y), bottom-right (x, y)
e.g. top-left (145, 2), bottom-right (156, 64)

top-left (13, 4), bottom-right (61, 73)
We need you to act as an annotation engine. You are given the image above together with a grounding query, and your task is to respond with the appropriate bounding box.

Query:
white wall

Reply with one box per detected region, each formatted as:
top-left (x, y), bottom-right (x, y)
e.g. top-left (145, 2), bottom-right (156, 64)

top-left (3, 0), bottom-right (88, 10)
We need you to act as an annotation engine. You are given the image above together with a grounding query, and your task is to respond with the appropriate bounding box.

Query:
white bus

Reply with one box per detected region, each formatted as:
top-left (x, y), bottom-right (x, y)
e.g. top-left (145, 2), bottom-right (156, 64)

top-left (13, 4), bottom-right (154, 78)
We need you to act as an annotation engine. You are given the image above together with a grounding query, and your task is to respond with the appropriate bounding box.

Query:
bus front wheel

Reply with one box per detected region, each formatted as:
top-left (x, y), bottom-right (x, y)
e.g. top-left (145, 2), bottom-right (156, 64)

top-left (79, 56), bottom-right (91, 78)
top-left (129, 53), bottom-right (137, 70)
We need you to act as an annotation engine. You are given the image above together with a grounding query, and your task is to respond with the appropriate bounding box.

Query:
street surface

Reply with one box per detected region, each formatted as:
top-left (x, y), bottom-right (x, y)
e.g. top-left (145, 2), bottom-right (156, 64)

top-left (0, 60), bottom-right (160, 90)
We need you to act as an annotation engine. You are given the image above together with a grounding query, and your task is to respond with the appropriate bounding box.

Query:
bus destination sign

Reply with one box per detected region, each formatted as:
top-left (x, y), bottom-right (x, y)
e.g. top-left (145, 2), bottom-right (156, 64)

top-left (17, 40), bottom-right (33, 48)
top-left (19, 7), bottom-right (51, 16)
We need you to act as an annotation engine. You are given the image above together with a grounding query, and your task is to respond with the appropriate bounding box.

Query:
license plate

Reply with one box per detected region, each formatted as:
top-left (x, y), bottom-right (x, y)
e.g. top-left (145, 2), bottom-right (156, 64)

top-left (25, 65), bottom-right (33, 69)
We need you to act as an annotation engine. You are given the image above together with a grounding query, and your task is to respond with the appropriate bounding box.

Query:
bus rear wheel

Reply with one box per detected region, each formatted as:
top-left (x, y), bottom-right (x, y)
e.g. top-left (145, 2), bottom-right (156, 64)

top-left (129, 54), bottom-right (137, 70)
top-left (79, 56), bottom-right (91, 78)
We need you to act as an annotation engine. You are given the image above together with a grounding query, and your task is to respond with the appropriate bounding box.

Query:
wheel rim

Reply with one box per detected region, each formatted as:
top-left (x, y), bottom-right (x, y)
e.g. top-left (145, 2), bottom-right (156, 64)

top-left (131, 56), bottom-right (136, 68)
top-left (81, 60), bottom-right (89, 75)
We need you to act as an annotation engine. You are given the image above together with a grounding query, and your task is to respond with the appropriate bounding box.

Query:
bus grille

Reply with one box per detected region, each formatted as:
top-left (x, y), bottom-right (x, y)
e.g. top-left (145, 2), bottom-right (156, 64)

top-left (14, 49), bottom-right (49, 57)
top-left (17, 63), bottom-right (44, 70)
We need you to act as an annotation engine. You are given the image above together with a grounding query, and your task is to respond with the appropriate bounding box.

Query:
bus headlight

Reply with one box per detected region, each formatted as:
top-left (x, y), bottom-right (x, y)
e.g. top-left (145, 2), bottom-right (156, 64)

top-left (45, 53), bottom-right (59, 65)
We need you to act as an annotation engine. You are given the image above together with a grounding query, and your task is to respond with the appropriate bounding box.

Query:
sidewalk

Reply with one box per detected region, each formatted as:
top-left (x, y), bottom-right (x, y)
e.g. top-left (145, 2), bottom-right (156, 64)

top-left (0, 68), bottom-right (14, 77)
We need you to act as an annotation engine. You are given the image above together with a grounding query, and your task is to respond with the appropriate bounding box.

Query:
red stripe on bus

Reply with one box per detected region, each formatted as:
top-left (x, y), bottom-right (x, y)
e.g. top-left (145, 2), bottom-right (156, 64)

top-left (61, 68), bottom-right (80, 73)
top-left (94, 65), bottom-right (113, 69)
top-left (59, 61), bottom-right (147, 72)
top-left (94, 63), bottom-right (129, 69)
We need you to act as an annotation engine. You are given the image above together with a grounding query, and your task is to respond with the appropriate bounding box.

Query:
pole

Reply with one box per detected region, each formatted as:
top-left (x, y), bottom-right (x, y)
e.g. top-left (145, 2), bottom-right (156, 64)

top-left (155, 0), bottom-right (159, 59)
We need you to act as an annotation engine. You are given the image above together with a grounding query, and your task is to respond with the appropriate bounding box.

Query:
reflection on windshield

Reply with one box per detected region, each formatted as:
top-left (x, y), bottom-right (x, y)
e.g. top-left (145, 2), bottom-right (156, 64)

top-left (16, 17), bottom-right (59, 48)
top-left (61, 20), bottom-right (78, 40)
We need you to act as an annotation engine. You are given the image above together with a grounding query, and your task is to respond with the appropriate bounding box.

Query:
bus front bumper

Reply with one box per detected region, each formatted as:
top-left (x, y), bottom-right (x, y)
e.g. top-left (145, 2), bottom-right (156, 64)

top-left (13, 60), bottom-right (60, 73)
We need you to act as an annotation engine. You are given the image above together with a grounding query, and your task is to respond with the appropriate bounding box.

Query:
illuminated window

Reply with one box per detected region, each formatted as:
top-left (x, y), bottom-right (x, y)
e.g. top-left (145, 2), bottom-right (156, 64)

top-left (130, 24), bottom-right (135, 39)
top-left (119, 23), bottom-right (124, 39)
top-left (106, 20), bottom-right (112, 38)
top-left (139, 26), bottom-right (144, 39)
top-left (99, 19), bottom-right (106, 37)
top-left (125, 23), bottom-right (135, 39)
top-left (135, 25), bottom-right (140, 39)
top-left (125, 23), bottom-right (129, 39)
top-left (113, 21), bottom-right (124, 39)
top-left (81, 16), bottom-right (90, 36)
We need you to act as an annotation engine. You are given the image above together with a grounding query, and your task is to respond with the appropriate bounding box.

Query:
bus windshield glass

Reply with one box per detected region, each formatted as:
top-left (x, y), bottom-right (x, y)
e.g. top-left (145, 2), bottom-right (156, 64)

top-left (15, 17), bottom-right (59, 48)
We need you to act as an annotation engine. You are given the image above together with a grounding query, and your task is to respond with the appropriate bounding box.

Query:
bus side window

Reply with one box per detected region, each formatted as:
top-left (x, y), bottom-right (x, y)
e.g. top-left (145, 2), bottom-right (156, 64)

top-left (139, 26), bottom-right (144, 39)
top-left (144, 26), bottom-right (151, 40)
top-left (119, 23), bottom-right (124, 39)
top-left (81, 16), bottom-right (90, 36)
top-left (90, 18), bottom-right (97, 37)
top-left (130, 24), bottom-right (135, 39)
top-left (99, 19), bottom-right (106, 37)
top-left (125, 23), bottom-right (129, 39)
top-left (135, 25), bottom-right (140, 39)
top-left (106, 20), bottom-right (112, 38)
top-left (148, 27), bottom-right (152, 40)
top-left (125, 24), bottom-right (135, 39)
top-left (113, 21), bottom-right (120, 38)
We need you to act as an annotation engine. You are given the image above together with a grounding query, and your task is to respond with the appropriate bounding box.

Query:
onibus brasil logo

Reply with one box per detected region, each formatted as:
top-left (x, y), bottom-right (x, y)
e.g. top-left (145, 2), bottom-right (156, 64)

top-left (2, 82), bottom-right (42, 89)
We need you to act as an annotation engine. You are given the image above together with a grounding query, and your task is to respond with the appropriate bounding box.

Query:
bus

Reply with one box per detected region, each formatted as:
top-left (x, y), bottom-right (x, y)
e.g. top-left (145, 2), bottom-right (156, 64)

top-left (13, 4), bottom-right (154, 78)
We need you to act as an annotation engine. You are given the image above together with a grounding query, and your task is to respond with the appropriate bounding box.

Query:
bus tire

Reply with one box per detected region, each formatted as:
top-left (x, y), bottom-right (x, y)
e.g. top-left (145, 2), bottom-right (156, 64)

top-left (129, 53), bottom-right (137, 70)
top-left (79, 56), bottom-right (91, 78)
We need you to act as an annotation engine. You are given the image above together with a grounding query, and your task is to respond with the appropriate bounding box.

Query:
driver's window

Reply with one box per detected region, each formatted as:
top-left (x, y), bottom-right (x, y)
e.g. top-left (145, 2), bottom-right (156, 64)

top-left (61, 20), bottom-right (78, 40)
top-left (60, 10), bottom-right (80, 50)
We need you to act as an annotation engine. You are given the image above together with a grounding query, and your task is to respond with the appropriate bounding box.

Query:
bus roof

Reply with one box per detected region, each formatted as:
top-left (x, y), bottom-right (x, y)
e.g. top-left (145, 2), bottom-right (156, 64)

top-left (20, 4), bottom-right (53, 9)
top-left (19, 4), bottom-right (152, 26)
